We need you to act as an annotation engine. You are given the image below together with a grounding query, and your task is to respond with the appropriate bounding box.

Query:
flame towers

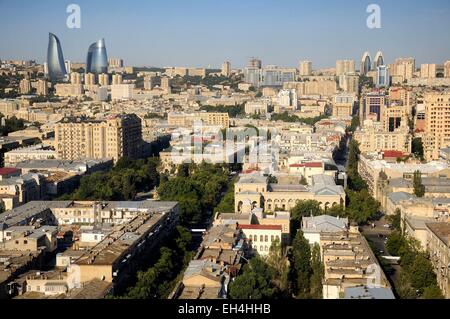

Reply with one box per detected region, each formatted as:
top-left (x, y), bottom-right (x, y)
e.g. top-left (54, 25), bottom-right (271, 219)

top-left (47, 33), bottom-right (67, 81)
top-left (360, 51), bottom-right (372, 76)
top-left (86, 38), bottom-right (108, 74)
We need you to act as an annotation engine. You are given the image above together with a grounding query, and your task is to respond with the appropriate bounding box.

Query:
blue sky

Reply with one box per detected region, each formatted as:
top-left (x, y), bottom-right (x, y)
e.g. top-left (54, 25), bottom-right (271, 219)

top-left (0, 0), bottom-right (449, 68)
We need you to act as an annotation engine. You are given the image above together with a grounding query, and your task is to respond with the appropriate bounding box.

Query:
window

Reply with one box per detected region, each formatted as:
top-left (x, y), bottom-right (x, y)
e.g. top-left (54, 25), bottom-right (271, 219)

top-left (260, 235), bottom-right (264, 242)
top-left (265, 235), bottom-right (268, 242)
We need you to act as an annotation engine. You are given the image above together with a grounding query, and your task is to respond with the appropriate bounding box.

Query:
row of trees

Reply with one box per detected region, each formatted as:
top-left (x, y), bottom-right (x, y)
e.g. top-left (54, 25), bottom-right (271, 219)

top-left (119, 226), bottom-right (193, 299)
top-left (61, 157), bottom-right (160, 201)
top-left (386, 231), bottom-right (444, 299)
top-left (271, 112), bottom-right (328, 126)
top-left (200, 104), bottom-right (245, 118)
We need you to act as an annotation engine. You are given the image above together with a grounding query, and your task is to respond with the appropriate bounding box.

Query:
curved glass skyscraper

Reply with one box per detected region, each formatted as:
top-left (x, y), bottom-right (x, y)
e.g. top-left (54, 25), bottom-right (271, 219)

top-left (374, 51), bottom-right (384, 68)
top-left (86, 39), bottom-right (108, 74)
top-left (360, 52), bottom-right (372, 75)
top-left (47, 33), bottom-right (67, 81)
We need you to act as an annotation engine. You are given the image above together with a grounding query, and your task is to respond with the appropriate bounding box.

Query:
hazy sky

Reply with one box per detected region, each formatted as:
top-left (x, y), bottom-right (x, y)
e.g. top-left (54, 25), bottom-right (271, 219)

top-left (1, 0), bottom-right (450, 68)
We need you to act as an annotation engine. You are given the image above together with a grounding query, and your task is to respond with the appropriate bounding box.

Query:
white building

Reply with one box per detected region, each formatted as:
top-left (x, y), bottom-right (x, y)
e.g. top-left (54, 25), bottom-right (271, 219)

top-left (111, 84), bottom-right (134, 101)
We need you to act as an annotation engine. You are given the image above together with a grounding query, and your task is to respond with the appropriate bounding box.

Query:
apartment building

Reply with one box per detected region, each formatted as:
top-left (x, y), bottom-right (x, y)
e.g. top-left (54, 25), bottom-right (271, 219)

top-left (423, 92), bottom-right (450, 161)
top-left (1, 200), bottom-right (179, 298)
top-left (167, 112), bottom-right (229, 129)
top-left (421, 64), bottom-right (437, 79)
top-left (55, 114), bottom-right (143, 162)
top-left (360, 92), bottom-right (387, 122)
top-left (321, 229), bottom-right (395, 299)
top-left (332, 94), bottom-right (356, 118)
top-left (54, 84), bottom-right (84, 98)
top-left (245, 101), bottom-right (269, 115)
top-left (354, 120), bottom-right (412, 154)
top-left (426, 222), bottom-right (450, 298)
top-left (335, 60), bottom-right (355, 76)
top-left (299, 61), bottom-right (313, 76)
top-left (358, 153), bottom-right (450, 201)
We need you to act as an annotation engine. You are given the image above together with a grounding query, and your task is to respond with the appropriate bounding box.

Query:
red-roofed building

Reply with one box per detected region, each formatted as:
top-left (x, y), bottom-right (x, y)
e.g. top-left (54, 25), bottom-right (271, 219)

top-left (0, 167), bottom-right (20, 180)
top-left (382, 150), bottom-right (405, 161)
top-left (288, 161), bottom-right (324, 176)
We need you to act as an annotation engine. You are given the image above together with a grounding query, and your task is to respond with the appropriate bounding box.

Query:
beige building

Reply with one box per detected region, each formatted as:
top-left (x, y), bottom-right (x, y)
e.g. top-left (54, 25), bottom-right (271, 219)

top-left (299, 61), bottom-right (313, 76)
top-left (332, 94), bottom-right (355, 118)
top-left (54, 84), bottom-right (84, 98)
top-left (421, 64), bottom-right (437, 79)
top-left (392, 58), bottom-right (415, 83)
top-left (239, 224), bottom-right (282, 257)
top-left (84, 73), bottom-right (95, 85)
top-left (55, 114), bottom-right (142, 162)
top-left (388, 87), bottom-right (413, 115)
top-left (284, 80), bottom-right (337, 97)
top-left (221, 61), bottom-right (231, 77)
top-left (161, 77), bottom-right (172, 94)
top-left (321, 229), bottom-right (394, 299)
top-left (108, 58), bottom-right (123, 68)
top-left (423, 92), bottom-right (450, 161)
top-left (445, 61), bottom-right (450, 78)
top-left (98, 73), bottom-right (109, 86)
top-left (426, 222), bottom-right (450, 298)
top-left (36, 80), bottom-right (48, 96)
top-left (111, 84), bottom-right (134, 100)
top-left (245, 101), bottom-right (269, 115)
top-left (234, 174), bottom-right (345, 214)
top-left (0, 100), bottom-right (20, 118)
top-left (338, 73), bottom-right (359, 94)
top-left (19, 78), bottom-right (31, 94)
top-left (336, 60), bottom-right (355, 76)
top-left (112, 74), bottom-right (123, 85)
top-left (70, 72), bottom-right (82, 85)
top-left (167, 112), bottom-right (229, 129)
top-left (358, 153), bottom-right (450, 201)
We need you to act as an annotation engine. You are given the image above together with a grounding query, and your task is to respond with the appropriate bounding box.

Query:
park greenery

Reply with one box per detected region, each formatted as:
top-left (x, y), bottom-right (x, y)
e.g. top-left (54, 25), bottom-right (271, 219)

top-left (386, 231), bottom-right (444, 299)
top-left (0, 114), bottom-right (27, 136)
top-left (157, 163), bottom-right (230, 226)
top-left (228, 240), bottom-right (290, 299)
top-left (61, 157), bottom-right (160, 201)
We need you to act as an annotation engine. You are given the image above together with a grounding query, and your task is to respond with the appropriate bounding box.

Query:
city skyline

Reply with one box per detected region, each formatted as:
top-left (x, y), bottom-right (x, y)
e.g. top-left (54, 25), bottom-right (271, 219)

top-left (1, 0), bottom-right (450, 68)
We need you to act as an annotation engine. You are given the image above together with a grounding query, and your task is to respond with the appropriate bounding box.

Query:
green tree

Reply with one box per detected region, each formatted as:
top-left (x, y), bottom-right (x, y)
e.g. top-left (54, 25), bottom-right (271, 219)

top-left (412, 138), bottom-right (424, 160)
top-left (422, 285), bottom-right (444, 299)
top-left (291, 231), bottom-right (312, 298)
top-left (387, 209), bottom-right (401, 231)
top-left (309, 244), bottom-right (324, 299)
top-left (228, 257), bottom-right (279, 299)
top-left (299, 176), bottom-right (308, 185)
top-left (413, 170), bottom-right (425, 197)
top-left (345, 189), bottom-right (380, 224)
top-left (266, 240), bottom-right (289, 294)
